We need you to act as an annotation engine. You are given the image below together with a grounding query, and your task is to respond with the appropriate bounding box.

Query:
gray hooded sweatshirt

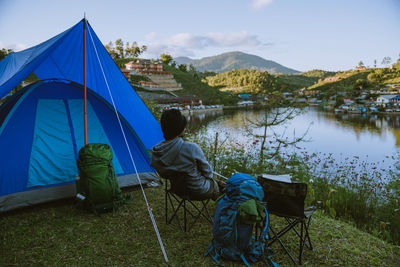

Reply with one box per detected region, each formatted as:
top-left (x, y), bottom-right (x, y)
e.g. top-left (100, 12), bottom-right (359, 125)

top-left (151, 137), bottom-right (213, 194)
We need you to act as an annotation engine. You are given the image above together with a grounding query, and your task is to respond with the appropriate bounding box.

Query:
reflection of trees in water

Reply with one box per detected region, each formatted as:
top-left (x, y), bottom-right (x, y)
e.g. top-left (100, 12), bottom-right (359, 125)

top-left (317, 108), bottom-right (400, 146)
top-left (388, 116), bottom-right (400, 146)
top-left (188, 108), bottom-right (400, 148)
top-left (186, 110), bottom-right (227, 131)
top-left (323, 112), bottom-right (382, 135)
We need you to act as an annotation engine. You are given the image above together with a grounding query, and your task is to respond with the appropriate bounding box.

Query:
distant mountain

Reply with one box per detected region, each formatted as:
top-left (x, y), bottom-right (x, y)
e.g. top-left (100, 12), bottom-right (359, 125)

top-left (174, 56), bottom-right (192, 65)
top-left (174, 51), bottom-right (299, 74)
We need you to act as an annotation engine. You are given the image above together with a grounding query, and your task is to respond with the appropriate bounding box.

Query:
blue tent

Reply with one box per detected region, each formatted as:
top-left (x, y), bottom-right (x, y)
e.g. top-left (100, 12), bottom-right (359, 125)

top-left (0, 20), bottom-right (164, 212)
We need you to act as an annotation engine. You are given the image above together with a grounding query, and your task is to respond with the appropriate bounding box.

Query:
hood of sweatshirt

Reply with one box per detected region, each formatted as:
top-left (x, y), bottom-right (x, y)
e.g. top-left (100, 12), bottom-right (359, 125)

top-left (151, 137), bottom-right (183, 166)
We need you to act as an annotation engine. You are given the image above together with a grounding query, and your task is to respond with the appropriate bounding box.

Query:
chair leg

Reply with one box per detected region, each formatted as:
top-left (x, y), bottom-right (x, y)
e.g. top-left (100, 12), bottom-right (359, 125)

top-left (164, 184), bottom-right (213, 232)
top-left (305, 217), bottom-right (313, 250)
top-left (167, 193), bottom-right (185, 231)
top-left (185, 200), bottom-right (213, 231)
top-left (269, 224), bottom-right (298, 265)
top-left (299, 220), bottom-right (304, 265)
top-left (269, 216), bottom-right (314, 265)
top-left (184, 199), bottom-right (187, 232)
top-left (202, 200), bottom-right (213, 223)
top-left (285, 217), bottom-right (313, 250)
top-left (165, 182), bottom-right (168, 225)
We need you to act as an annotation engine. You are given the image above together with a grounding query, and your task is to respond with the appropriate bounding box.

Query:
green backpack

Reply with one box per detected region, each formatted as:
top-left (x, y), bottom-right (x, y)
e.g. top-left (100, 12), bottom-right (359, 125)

top-left (76, 143), bottom-right (131, 213)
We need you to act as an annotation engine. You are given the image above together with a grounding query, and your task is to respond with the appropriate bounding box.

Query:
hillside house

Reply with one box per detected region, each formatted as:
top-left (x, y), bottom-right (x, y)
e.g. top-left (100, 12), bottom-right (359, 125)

top-left (238, 94), bottom-right (251, 99)
top-left (295, 98), bottom-right (307, 103)
top-left (390, 94), bottom-right (400, 103)
top-left (376, 95), bottom-right (396, 106)
top-left (344, 98), bottom-right (354, 105)
top-left (138, 81), bottom-right (161, 89)
top-left (120, 69), bottom-right (131, 81)
top-left (125, 59), bottom-right (170, 75)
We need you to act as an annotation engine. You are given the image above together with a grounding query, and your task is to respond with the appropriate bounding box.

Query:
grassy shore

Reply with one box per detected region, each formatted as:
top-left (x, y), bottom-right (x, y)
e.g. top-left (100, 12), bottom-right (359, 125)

top-left (1, 186), bottom-right (399, 266)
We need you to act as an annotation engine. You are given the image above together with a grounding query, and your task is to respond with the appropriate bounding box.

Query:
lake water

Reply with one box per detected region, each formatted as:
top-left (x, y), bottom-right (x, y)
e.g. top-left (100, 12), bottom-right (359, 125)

top-left (186, 107), bottom-right (400, 175)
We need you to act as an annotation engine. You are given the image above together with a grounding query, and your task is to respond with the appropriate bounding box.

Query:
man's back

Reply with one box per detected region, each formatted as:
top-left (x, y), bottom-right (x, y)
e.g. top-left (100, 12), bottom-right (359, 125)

top-left (151, 137), bottom-right (212, 195)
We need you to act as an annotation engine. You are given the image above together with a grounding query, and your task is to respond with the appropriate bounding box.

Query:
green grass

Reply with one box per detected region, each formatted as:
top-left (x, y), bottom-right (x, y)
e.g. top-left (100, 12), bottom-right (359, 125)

top-left (1, 186), bottom-right (399, 266)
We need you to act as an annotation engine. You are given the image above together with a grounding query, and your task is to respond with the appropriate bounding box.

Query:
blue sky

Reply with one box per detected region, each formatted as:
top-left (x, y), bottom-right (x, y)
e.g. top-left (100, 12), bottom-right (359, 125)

top-left (0, 0), bottom-right (399, 72)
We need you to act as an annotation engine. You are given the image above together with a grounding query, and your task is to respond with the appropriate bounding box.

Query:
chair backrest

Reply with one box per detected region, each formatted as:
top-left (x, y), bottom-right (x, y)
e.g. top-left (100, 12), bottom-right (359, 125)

top-left (257, 176), bottom-right (307, 218)
top-left (161, 170), bottom-right (188, 195)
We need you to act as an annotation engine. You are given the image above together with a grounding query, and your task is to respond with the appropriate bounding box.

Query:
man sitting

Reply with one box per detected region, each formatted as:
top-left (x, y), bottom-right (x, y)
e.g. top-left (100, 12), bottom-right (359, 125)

top-left (151, 109), bottom-right (223, 200)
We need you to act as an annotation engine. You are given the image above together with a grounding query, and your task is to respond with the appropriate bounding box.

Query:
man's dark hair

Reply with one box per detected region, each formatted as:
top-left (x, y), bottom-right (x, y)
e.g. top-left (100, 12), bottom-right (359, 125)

top-left (160, 109), bottom-right (187, 140)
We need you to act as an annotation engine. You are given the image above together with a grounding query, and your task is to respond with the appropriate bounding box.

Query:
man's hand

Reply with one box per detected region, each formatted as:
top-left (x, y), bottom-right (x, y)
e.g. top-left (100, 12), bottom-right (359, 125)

top-left (217, 180), bottom-right (226, 190)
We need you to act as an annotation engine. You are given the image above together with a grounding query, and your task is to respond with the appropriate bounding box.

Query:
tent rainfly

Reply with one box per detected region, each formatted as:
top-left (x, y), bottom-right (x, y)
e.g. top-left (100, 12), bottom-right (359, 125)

top-left (0, 19), bottom-right (164, 213)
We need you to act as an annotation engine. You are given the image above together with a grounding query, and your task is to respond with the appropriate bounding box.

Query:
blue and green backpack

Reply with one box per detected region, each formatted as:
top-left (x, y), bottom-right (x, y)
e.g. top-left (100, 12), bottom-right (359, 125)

top-left (204, 173), bottom-right (278, 267)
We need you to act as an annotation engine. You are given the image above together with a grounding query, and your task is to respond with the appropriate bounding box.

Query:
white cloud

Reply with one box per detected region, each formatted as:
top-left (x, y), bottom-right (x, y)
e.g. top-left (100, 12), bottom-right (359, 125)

top-left (144, 42), bottom-right (196, 58)
top-left (142, 31), bottom-right (272, 58)
top-left (206, 31), bottom-right (261, 46)
top-left (167, 31), bottom-right (265, 48)
top-left (252, 0), bottom-right (273, 10)
top-left (168, 33), bottom-right (209, 48)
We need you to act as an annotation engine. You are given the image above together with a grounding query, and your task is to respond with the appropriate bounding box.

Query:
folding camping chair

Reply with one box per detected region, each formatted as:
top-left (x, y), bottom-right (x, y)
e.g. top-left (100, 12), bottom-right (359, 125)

top-left (162, 171), bottom-right (213, 232)
top-left (257, 175), bottom-right (317, 265)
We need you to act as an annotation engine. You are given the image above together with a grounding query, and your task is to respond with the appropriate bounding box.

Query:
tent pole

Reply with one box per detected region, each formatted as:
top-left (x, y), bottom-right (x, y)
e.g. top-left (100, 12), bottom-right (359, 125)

top-left (83, 18), bottom-right (87, 146)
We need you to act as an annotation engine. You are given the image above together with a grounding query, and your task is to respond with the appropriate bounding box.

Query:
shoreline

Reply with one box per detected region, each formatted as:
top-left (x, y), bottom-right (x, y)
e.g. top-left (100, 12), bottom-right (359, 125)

top-left (182, 104), bottom-right (400, 116)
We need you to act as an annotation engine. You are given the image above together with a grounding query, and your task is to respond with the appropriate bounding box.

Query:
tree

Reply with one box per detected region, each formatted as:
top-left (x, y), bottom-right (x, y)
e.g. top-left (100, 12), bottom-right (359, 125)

top-left (381, 56), bottom-right (392, 66)
top-left (358, 61), bottom-right (365, 68)
top-left (353, 79), bottom-right (368, 98)
top-left (125, 42), bottom-right (147, 58)
top-left (0, 48), bottom-right (13, 61)
top-left (105, 39), bottom-right (147, 59)
top-left (178, 64), bottom-right (187, 72)
top-left (394, 60), bottom-right (400, 71)
top-left (374, 59), bottom-right (377, 68)
top-left (245, 92), bottom-right (308, 164)
top-left (115, 39), bottom-right (124, 58)
top-left (205, 69), bottom-right (281, 94)
top-left (160, 53), bottom-right (173, 64)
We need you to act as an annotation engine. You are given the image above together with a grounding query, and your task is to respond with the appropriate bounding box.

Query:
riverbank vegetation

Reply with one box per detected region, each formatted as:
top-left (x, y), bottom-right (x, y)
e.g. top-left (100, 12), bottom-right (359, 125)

top-left (189, 128), bottom-right (400, 246)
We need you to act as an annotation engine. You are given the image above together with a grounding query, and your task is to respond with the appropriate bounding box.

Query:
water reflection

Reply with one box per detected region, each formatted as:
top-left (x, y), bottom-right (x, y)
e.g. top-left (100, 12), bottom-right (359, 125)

top-left (186, 107), bottom-right (400, 170)
top-left (185, 110), bottom-right (225, 132)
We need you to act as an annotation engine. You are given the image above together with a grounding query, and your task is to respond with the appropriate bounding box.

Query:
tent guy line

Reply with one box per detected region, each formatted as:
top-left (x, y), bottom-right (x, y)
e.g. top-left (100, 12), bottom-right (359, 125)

top-left (87, 25), bottom-right (168, 263)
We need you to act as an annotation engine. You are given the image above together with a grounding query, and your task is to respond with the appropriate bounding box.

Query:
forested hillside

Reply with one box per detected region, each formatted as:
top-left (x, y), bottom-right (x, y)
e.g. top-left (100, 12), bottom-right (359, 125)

top-left (204, 69), bottom-right (282, 94)
top-left (163, 64), bottom-right (239, 105)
